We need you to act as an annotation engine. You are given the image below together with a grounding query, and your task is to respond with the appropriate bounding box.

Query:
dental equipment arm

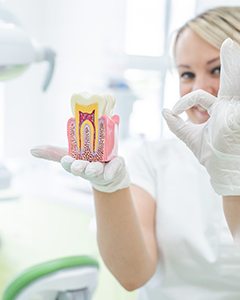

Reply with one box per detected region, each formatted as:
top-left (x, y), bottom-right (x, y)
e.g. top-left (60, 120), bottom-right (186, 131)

top-left (0, 4), bottom-right (56, 91)
top-left (162, 38), bottom-right (240, 239)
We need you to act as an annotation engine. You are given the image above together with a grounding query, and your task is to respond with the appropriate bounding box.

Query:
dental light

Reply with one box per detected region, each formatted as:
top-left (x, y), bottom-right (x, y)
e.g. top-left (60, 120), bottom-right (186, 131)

top-left (0, 3), bottom-right (56, 91)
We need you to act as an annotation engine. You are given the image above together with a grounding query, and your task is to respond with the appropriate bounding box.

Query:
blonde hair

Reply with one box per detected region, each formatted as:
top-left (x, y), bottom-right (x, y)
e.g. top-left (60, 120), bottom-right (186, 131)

top-left (174, 6), bottom-right (240, 52)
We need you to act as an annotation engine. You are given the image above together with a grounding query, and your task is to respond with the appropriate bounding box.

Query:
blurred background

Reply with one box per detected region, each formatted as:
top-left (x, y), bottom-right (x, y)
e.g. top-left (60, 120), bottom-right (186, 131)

top-left (0, 0), bottom-right (240, 299)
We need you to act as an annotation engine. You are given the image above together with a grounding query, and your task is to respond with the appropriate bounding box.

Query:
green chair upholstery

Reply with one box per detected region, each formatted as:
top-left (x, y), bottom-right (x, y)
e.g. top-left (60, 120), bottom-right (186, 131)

top-left (2, 255), bottom-right (99, 300)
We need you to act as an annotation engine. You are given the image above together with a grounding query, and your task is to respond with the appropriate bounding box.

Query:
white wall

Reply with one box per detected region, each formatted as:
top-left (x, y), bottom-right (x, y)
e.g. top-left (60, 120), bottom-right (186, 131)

top-left (0, 84), bottom-right (5, 159)
top-left (3, 0), bottom-right (127, 158)
top-left (196, 0), bottom-right (240, 13)
top-left (5, 0), bottom-right (240, 159)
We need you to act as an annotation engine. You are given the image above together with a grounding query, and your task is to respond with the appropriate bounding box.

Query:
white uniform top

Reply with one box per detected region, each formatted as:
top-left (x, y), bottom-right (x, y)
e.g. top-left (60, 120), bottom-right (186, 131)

top-left (127, 138), bottom-right (240, 300)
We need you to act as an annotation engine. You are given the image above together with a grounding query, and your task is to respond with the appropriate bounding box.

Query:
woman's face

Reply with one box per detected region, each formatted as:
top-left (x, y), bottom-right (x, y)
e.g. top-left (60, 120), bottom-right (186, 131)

top-left (175, 28), bottom-right (221, 124)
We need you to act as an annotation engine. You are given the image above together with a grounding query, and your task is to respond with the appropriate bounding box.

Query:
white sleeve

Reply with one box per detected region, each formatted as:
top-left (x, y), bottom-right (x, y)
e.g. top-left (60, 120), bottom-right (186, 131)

top-left (126, 142), bottom-right (157, 200)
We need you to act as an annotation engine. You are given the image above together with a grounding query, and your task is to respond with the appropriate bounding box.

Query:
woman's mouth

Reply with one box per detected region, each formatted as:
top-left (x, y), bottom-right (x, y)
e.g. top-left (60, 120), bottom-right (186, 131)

top-left (192, 105), bottom-right (209, 115)
top-left (187, 104), bottom-right (210, 124)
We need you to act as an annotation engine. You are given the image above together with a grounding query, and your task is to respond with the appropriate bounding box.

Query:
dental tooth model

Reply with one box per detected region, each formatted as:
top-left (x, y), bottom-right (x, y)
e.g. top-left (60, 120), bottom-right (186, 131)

top-left (67, 92), bottom-right (119, 162)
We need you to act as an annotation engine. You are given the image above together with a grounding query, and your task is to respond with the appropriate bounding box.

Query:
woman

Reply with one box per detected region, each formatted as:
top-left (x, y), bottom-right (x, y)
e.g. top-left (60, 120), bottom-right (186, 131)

top-left (31, 6), bottom-right (240, 299)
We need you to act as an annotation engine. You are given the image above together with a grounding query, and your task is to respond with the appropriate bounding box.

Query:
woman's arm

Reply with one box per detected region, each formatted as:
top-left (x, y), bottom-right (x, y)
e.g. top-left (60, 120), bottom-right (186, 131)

top-left (30, 147), bottom-right (158, 289)
top-left (93, 184), bottom-right (158, 291)
top-left (223, 196), bottom-right (240, 241)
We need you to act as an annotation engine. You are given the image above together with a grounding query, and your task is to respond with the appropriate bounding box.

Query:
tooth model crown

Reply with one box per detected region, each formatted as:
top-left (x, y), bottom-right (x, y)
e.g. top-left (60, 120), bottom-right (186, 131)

top-left (67, 93), bottom-right (119, 162)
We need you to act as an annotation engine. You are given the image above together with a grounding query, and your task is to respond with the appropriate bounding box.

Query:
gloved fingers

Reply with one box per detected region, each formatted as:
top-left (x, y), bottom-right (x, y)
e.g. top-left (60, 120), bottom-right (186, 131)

top-left (85, 162), bottom-right (104, 178)
top-left (70, 159), bottom-right (89, 176)
top-left (61, 155), bottom-right (75, 172)
top-left (162, 108), bottom-right (187, 133)
top-left (104, 156), bottom-right (125, 181)
top-left (62, 157), bottom-right (104, 178)
top-left (31, 145), bottom-right (68, 162)
top-left (172, 89), bottom-right (217, 115)
top-left (162, 108), bottom-right (196, 142)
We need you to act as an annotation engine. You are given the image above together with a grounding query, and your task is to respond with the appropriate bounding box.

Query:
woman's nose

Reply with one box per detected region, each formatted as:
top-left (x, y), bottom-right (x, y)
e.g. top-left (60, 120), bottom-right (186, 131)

top-left (192, 77), bottom-right (216, 95)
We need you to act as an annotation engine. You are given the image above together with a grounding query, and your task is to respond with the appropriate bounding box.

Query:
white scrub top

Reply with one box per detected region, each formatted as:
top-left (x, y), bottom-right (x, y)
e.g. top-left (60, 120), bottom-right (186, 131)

top-left (127, 138), bottom-right (240, 300)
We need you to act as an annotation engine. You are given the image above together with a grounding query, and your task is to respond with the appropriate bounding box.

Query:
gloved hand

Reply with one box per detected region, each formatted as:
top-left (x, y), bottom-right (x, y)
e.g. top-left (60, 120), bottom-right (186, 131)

top-left (162, 38), bottom-right (240, 196)
top-left (31, 145), bottom-right (130, 193)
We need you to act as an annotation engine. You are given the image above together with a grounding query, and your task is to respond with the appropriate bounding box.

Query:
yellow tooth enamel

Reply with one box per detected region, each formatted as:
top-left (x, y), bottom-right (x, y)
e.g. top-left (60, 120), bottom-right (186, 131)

top-left (71, 93), bottom-right (107, 117)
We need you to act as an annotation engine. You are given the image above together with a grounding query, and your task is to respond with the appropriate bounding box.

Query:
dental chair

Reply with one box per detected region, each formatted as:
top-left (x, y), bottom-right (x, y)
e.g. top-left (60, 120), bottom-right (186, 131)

top-left (2, 255), bottom-right (99, 300)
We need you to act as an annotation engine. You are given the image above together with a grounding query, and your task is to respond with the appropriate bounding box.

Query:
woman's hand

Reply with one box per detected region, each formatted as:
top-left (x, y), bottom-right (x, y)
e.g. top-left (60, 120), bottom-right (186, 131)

top-left (31, 145), bottom-right (130, 193)
top-left (162, 38), bottom-right (240, 196)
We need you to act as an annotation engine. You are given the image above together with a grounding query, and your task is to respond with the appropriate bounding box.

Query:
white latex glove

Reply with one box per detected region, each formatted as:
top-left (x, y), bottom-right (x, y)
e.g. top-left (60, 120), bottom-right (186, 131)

top-left (162, 38), bottom-right (240, 196)
top-left (31, 145), bottom-right (130, 193)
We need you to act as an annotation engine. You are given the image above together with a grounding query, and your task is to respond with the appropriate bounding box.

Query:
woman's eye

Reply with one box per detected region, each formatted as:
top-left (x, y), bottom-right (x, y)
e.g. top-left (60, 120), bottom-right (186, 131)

top-left (211, 66), bottom-right (221, 75)
top-left (180, 72), bottom-right (195, 80)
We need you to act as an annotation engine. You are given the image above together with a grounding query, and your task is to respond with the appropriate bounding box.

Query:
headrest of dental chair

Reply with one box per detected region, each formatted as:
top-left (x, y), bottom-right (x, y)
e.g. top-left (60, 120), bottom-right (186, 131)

top-left (2, 255), bottom-right (99, 300)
